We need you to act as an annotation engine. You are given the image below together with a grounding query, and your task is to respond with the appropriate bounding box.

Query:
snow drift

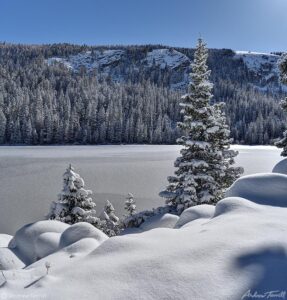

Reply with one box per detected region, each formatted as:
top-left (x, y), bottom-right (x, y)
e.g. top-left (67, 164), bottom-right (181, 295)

top-left (226, 173), bottom-right (287, 207)
top-left (2, 221), bottom-right (108, 271)
top-left (175, 204), bottom-right (215, 228)
top-left (272, 157), bottom-right (287, 175)
top-left (1, 161), bottom-right (287, 299)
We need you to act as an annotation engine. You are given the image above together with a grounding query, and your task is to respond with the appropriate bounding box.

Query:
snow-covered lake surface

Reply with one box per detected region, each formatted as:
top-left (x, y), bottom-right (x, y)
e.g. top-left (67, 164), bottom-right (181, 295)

top-left (0, 145), bottom-right (282, 234)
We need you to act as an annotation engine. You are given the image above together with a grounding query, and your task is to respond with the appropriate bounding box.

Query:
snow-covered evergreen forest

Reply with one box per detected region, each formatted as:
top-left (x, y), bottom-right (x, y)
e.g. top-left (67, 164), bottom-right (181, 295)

top-left (0, 43), bottom-right (286, 145)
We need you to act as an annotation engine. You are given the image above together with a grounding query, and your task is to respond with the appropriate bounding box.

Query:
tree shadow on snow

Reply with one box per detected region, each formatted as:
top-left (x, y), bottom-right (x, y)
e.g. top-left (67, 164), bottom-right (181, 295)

top-left (24, 275), bottom-right (45, 289)
top-left (235, 246), bottom-right (287, 298)
top-left (0, 280), bottom-right (7, 288)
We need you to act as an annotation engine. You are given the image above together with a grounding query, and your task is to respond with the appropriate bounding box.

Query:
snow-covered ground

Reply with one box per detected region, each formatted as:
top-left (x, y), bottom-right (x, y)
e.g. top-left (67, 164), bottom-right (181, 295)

top-left (0, 145), bottom-right (281, 235)
top-left (0, 146), bottom-right (286, 299)
top-left (1, 157), bottom-right (287, 299)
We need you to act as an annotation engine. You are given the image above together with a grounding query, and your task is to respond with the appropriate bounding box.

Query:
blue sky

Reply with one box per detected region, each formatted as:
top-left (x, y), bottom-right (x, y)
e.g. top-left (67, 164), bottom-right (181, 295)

top-left (0, 0), bottom-right (286, 52)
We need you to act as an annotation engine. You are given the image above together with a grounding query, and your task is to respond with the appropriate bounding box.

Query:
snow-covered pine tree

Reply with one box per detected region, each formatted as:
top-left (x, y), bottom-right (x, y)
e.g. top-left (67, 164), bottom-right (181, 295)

top-left (103, 200), bottom-right (120, 224)
top-left (0, 109), bottom-right (6, 144)
top-left (122, 193), bottom-right (138, 228)
top-left (159, 38), bottom-right (243, 214)
top-left (100, 200), bottom-right (121, 236)
top-left (124, 193), bottom-right (136, 216)
top-left (275, 53), bottom-right (287, 156)
top-left (211, 102), bottom-right (243, 189)
top-left (48, 164), bottom-right (100, 226)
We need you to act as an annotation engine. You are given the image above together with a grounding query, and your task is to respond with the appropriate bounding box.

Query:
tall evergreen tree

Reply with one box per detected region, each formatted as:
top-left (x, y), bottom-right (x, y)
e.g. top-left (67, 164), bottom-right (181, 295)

top-left (0, 109), bottom-right (6, 144)
top-left (211, 102), bottom-right (243, 189)
top-left (160, 38), bottom-right (243, 214)
top-left (275, 53), bottom-right (287, 156)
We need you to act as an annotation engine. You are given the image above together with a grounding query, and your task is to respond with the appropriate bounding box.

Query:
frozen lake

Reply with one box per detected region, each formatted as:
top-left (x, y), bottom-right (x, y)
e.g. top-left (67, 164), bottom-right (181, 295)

top-left (0, 145), bottom-right (282, 234)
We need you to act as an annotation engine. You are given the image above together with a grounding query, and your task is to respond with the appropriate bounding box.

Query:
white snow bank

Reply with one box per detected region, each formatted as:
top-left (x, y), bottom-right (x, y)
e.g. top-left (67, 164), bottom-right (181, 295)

top-left (27, 237), bottom-right (102, 272)
top-left (214, 197), bottom-right (262, 217)
top-left (35, 232), bottom-right (61, 260)
top-left (8, 221), bottom-right (108, 267)
top-left (59, 222), bottom-right (108, 248)
top-left (9, 220), bottom-right (69, 264)
top-left (0, 234), bottom-right (13, 247)
top-left (272, 158), bottom-right (287, 175)
top-left (175, 204), bottom-right (215, 228)
top-left (226, 173), bottom-right (287, 207)
top-left (0, 235), bottom-right (25, 270)
top-left (139, 213), bottom-right (179, 231)
top-left (0, 248), bottom-right (25, 270)
top-left (2, 170), bottom-right (287, 299)
top-left (4, 194), bottom-right (285, 300)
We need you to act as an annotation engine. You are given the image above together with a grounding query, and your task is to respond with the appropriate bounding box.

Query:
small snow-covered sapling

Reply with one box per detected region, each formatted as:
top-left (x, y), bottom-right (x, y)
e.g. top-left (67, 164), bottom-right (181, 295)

top-left (45, 261), bottom-right (51, 275)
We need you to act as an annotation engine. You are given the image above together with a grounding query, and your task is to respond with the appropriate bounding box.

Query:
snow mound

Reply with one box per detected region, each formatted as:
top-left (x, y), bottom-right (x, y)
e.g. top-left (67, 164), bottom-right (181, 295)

top-left (144, 49), bottom-right (189, 69)
top-left (139, 213), bottom-right (179, 231)
top-left (9, 220), bottom-right (69, 264)
top-left (35, 232), bottom-right (61, 260)
top-left (2, 170), bottom-right (287, 298)
top-left (27, 237), bottom-right (102, 272)
top-left (0, 248), bottom-right (25, 270)
top-left (175, 204), bottom-right (215, 228)
top-left (8, 196), bottom-right (285, 300)
top-left (214, 197), bottom-right (262, 217)
top-left (0, 234), bottom-right (13, 247)
top-left (5, 221), bottom-right (107, 269)
top-left (0, 235), bottom-right (25, 270)
top-left (226, 173), bottom-right (287, 207)
top-left (59, 222), bottom-right (108, 248)
top-left (63, 238), bottom-right (101, 256)
top-left (272, 158), bottom-right (287, 175)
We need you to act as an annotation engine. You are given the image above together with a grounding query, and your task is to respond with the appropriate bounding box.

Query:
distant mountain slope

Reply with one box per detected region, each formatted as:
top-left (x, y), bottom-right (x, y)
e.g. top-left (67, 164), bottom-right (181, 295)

top-left (234, 51), bottom-right (282, 88)
top-left (47, 49), bottom-right (126, 72)
top-left (45, 46), bottom-right (284, 92)
top-left (0, 43), bottom-right (285, 145)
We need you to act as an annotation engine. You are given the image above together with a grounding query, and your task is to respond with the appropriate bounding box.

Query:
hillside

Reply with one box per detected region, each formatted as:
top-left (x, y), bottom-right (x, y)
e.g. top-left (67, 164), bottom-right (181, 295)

top-left (0, 43), bottom-right (286, 145)
top-left (46, 46), bottom-right (284, 91)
